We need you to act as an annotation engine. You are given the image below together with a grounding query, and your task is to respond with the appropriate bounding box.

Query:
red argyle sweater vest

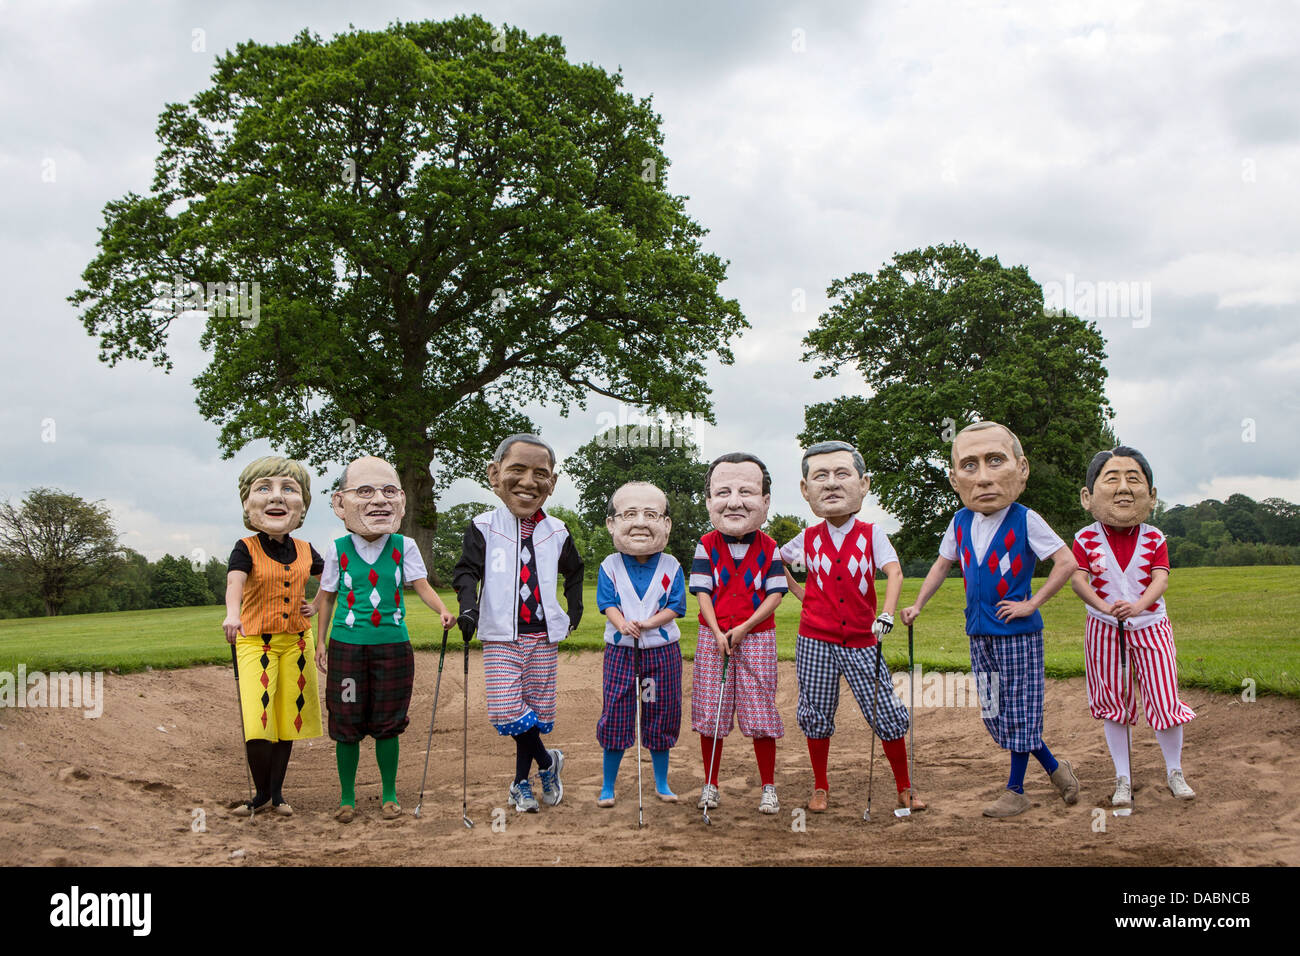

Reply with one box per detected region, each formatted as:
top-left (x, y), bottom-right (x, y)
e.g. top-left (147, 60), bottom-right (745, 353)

top-left (798, 519), bottom-right (878, 647)
top-left (698, 530), bottom-right (779, 632)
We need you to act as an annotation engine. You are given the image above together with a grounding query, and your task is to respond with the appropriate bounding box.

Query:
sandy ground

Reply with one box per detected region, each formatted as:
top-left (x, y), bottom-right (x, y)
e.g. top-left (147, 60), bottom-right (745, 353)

top-left (1, 649), bottom-right (1296, 867)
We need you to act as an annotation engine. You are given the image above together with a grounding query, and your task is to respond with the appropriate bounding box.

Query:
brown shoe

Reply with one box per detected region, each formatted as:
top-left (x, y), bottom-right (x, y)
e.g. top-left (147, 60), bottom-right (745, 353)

top-left (334, 805), bottom-right (355, 823)
top-left (897, 788), bottom-right (927, 811)
top-left (983, 789), bottom-right (1031, 818)
top-left (1049, 757), bottom-right (1080, 805)
top-left (808, 788), bottom-right (828, 813)
top-left (381, 801), bottom-right (402, 820)
top-left (273, 802), bottom-right (294, 817)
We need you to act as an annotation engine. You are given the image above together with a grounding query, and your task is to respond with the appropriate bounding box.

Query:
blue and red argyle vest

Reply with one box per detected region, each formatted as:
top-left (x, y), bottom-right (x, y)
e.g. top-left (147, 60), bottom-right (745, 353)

top-left (953, 504), bottom-right (1042, 636)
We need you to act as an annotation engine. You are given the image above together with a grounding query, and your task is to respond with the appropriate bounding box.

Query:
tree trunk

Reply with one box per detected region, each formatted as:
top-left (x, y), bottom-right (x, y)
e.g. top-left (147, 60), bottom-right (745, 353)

top-left (399, 462), bottom-right (440, 587)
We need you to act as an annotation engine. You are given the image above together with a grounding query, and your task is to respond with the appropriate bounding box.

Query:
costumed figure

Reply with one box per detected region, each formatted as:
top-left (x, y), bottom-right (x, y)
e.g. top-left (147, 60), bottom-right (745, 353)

top-left (689, 453), bottom-right (788, 815)
top-left (902, 422), bottom-right (1080, 818)
top-left (452, 434), bottom-right (584, 812)
top-left (223, 456), bottom-right (323, 817)
top-left (781, 440), bottom-right (923, 816)
top-left (314, 456), bottom-right (457, 822)
top-left (595, 481), bottom-right (687, 806)
top-left (1070, 446), bottom-right (1196, 805)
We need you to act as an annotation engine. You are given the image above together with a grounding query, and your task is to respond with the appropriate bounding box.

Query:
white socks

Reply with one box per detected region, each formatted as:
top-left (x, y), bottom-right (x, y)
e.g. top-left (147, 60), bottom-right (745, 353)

top-left (1105, 719), bottom-right (1185, 778)
top-left (1104, 719), bottom-right (1130, 779)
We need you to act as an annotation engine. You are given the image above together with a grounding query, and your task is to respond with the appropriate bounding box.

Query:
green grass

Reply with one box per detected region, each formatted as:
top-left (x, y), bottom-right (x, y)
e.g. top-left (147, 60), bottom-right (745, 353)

top-left (2, 567), bottom-right (1297, 698)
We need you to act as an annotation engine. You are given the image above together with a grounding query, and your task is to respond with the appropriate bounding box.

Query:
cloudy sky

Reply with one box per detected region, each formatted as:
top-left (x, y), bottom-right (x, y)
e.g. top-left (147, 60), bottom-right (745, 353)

top-left (3, 0), bottom-right (1297, 563)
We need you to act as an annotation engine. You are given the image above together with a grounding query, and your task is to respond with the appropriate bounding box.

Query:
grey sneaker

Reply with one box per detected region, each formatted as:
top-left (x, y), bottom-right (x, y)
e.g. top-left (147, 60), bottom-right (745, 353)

top-left (508, 780), bottom-right (539, 813)
top-left (758, 785), bottom-right (779, 814)
top-left (538, 748), bottom-right (564, 806)
top-left (1111, 775), bottom-right (1132, 808)
top-left (697, 783), bottom-right (719, 809)
top-left (1168, 770), bottom-right (1195, 800)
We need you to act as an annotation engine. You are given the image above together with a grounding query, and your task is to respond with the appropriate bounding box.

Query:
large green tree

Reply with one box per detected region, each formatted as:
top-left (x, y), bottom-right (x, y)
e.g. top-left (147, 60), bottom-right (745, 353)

top-left (71, 17), bottom-right (744, 565)
top-left (0, 489), bottom-right (122, 616)
top-left (563, 425), bottom-right (710, 573)
top-left (800, 243), bottom-right (1114, 562)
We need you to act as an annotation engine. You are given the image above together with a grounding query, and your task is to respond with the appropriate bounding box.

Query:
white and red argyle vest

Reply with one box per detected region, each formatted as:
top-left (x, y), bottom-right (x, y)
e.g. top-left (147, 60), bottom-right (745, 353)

top-left (798, 518), bottom-right (879, 647)
top-left (1073, 521), bottom-right (1168, 630)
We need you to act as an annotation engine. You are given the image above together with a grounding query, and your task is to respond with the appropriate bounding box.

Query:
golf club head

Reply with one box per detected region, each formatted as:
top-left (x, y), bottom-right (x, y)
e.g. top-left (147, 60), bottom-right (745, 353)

top-left (702, 809), bottom-right (712, 825)
top-left (412, 804), bottom-right (422, 818)
top-left (462, 815), bottom-right (474, 829)
top-left (1112, 808), bottom-right (1133, 817)
top-left (862, 808), bottom-right (871, 822)
top-left (894, 807), bottom-right (912, 818)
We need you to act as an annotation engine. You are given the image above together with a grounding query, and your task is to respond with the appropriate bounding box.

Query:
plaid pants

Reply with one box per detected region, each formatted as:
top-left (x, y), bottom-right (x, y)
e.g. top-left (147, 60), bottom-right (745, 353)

top-left (325, 639), bottom-right (414, 743)
top-left (483, 632), bottom-right (558, 736)
top-left (597, 642), bottom-right (683, 751)
top-left (795, 634), bottom-right (909, 740)
top-left (690, 626), bottom-right (784, 738)
top-left (969, 631), bottom-right (1044, 751)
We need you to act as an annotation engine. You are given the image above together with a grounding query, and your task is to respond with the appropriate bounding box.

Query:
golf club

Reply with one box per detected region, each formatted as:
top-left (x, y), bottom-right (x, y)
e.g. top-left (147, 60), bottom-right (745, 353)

top-left (863, 634), bottom-right (884, 822)
top-left (702, 648), bottom-right (729, 825)
top-left (413, 627), bottom-right (450, 818)
top-left (462, 635), bottom-right (474, 828)
top-left (633, 634), bottom-right (644, 828)
top-left (1113, 618), bottom-right (1134, 818)
top-left (895, 623), bottom-right (915, 819)
top-left (230, 643), bottom-right (256, 823)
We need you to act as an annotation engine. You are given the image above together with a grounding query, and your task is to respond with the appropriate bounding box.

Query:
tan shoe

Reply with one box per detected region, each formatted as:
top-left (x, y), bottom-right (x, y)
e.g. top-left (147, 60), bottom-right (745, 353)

top-left (273, 802), bottom-right (294, 817)
top-left (655, 790), bottom-right (679, 804)
top-left (1049, 757), bottom-right (1080, 805)
top-left (897, 788), bottom-right (927, 812)
top-left (983, 789), bottom-right (1032, 818)
top-left (596, 794), bottom-right (616, 808)
top-left (808, 788), bottom-right (828, 813)
top-left (381, 801), bottom-right (402, 820)
top-left (334, 805), bottom-right (355, 823)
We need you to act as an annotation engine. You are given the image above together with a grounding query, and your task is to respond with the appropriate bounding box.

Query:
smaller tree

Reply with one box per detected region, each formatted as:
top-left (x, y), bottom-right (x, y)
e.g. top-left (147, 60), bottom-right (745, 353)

top-left (431, 501), bottom-right (494, 587)
top-left (150, 554), bottom-right (215, 608)
top-left (563, 426), bottom-right (710, 573)
top-left (0, 488), bottom-right (121, 616)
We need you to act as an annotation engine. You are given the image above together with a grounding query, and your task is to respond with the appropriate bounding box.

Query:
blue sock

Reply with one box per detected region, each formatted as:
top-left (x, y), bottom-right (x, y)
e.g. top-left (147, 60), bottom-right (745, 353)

top-left (1032, 744), bottom-right (1059, 776)
top-left (601, 749), bottom-right (624, 800)
top-left (1007, 751), bottom-right (1029, 794)
top-left (651, 749), bottom-right (674, 796)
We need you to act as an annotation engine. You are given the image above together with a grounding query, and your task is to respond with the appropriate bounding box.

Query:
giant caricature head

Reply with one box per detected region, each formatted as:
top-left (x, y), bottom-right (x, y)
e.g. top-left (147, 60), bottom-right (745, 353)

top-left (948, 422), bottom-right (1030, 515)
top-left (706, 453), bottom-right (772, 536)
top-left (487, 433), bottom-right (558, 520)
top-left (1080, 446), bottom-right (1156, 528)
top-left (606, 482), bottom-right (672, 557)
top-left (331, 456), bottom-right (406, 539)
top-left (239, 456), bottom-right (311, 535)
top-left (800, 440), bottom-right (869, 521)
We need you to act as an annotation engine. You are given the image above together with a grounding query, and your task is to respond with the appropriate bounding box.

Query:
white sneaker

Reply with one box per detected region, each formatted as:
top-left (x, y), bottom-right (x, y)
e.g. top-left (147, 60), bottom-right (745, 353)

top-left (697, 783), bottom-right (719, 809)
top-left (758, 785), bottom-right (779, 814)
top-left (1111, 775), bottom-right (1132, 808)
top-left (1168, 769), bottom-right (1195, 800)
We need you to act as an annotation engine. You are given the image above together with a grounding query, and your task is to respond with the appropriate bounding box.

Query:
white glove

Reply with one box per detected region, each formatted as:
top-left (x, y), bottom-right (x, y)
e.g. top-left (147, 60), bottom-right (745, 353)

top-left (872, 612), bottom-right (894, 637)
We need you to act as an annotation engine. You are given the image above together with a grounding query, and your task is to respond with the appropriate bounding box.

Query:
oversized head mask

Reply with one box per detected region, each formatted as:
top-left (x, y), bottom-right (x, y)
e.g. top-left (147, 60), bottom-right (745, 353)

top-left (487, 435), bottom-right (558, 520)
top-left (607, 482), bottom-right (671, 557)
top-left (800, 445), bottom-right (869, 521)
top-left (707, 456), bottom-right (771, 537)
top-left (948, 423), bottom-right (1029, 516)
top-left (1080, 448), bottom-right (1156, 528)
top-left (239, 456), bottom-right (310, 536)
top-left (332, 456), bottom-right (406, 539)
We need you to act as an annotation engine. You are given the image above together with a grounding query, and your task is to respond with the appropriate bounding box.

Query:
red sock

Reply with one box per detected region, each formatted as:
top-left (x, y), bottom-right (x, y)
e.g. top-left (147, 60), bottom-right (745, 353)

top-left (700, 734), bottom-right (724, 785)
top-left (752, 736), bottom-right (776, 786)
top-left (806, 736), bottom-right (830, 791)
top-left (882, 736), bottom-right (911, 792)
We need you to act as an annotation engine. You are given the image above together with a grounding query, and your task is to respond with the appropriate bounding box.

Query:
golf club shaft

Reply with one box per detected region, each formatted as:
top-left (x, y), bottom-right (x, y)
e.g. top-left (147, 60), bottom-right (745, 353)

top-left (415, 628), bottom-right (451, 811)
top-left (230, 642), bottom-right (256, 819)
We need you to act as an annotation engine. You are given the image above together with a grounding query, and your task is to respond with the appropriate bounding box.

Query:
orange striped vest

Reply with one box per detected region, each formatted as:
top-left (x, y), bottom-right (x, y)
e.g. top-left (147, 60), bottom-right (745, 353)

top-left (239, 535), bottom-right (312, 636)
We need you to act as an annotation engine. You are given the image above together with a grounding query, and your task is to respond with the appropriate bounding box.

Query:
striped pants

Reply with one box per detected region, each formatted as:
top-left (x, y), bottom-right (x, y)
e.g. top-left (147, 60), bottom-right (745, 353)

top-left (1085, 616), bottom-right (1195, 731)
top-left (483, 632), bottom-right (558, 736)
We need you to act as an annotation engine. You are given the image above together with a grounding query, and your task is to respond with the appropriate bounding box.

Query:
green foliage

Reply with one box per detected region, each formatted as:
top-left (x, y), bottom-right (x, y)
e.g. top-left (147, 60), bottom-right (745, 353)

top-left (149, 554), bottom-right (215, 608)
top-left (763, 513), bottom-right (803, 551)
top-left (0, 488), bottom-right (123, 616)
top-left (71, 15), bottom-right (745, 566)
top-left (1159, 495), bottom-right (1300, 567)
top-left (431, 500), bottom-right (494, 586)
top-left (799, 243), bottom-right (1113, 563)
top-left (562, 425), bottom-right (710, 573)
